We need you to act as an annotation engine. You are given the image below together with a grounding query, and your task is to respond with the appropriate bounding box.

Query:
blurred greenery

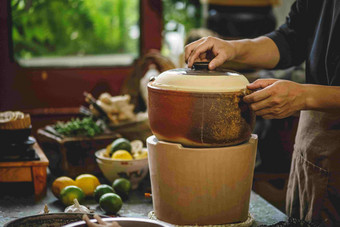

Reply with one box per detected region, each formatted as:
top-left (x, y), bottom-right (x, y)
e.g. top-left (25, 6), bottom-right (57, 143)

top-left (11, 0), bottom-right (139, 59)
top-left (11, 0), bottom-right (201, 61)
top-left (163, 0), bottom-right (201, 34)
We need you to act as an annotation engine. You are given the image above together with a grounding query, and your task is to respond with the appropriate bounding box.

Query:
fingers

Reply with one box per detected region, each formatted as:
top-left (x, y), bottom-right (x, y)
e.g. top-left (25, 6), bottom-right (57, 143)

top-left (184, 38), bottom-right (205, 64)
top-left (246, 79), bottom-right (278, 90)
top-left (187, 39), bottom-right (213, 68)
top-left (243, 89), bottom-right (271, 104)
top-left (209, 53), bottom-right (227, 70)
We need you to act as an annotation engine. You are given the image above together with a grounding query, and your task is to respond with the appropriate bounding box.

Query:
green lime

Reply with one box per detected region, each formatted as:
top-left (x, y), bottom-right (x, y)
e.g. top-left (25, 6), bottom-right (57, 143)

top-left (110, 138), bottom-right (132, 155)
top-left (60, 185), bottom-right (85, 206)
top-left (99, 193), bottom-right (123, 214)
top-left (112, 178), bottom-right (131, 200)
top-left (94, 184), bottom-right (115, 202)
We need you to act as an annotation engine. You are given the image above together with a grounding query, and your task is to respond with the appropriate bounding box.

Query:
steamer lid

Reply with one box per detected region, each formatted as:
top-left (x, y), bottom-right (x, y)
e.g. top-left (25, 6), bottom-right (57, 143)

top-left (149, 62), bottom-right (249, 93)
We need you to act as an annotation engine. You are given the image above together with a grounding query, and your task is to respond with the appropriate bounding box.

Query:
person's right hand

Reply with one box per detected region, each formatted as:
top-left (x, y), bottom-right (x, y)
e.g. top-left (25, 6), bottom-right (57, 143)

top-left (185, 36), bottom-right (237, 70)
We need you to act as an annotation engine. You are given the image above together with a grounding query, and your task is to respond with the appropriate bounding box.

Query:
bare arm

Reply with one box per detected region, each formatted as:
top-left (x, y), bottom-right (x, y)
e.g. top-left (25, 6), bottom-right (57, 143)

top-left (185, 36), bottom-right (280, 70)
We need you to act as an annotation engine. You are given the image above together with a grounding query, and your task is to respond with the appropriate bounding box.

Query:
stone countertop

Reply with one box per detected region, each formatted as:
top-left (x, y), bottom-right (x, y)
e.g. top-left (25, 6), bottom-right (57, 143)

top-left (0, 173), bottom-right (287, 227)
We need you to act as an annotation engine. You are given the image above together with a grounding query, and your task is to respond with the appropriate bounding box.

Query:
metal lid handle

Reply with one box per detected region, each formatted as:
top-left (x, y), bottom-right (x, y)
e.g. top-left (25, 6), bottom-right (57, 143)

top-left (192, 62), bottom-right (210, 71)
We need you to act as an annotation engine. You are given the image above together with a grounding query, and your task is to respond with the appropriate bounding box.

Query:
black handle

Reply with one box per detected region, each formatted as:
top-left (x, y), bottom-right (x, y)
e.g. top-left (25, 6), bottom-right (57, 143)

top-left (192, 62), bottom-right (210, 71)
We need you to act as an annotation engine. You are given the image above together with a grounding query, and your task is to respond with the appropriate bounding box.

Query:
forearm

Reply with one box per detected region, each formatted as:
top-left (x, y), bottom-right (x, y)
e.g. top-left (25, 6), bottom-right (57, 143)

top-left (303, 84), bottom-right (340, 112)
top-left (230, 36), bottom-right (280, 69)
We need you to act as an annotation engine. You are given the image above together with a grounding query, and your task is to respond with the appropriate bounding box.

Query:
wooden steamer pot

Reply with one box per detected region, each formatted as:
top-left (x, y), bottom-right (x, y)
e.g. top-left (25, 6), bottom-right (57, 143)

top-left (147, 62), bottom-right (256, 147)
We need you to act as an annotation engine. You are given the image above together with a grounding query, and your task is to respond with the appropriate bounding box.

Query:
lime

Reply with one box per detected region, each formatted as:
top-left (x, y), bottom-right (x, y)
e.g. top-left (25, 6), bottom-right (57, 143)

top-left (110, 138), bottom-right (132, 155)
top-left (99, 193), bottom-right (123, 214)
top-left (94, 184), bottom-right (115, 202)
top-left (51, 176), bottom-right (76, 198)
top-left (60, 185), bottom-right (85, 206)
top-left (111, 150), bottom-right (133, 160)
top-left (75, 174), bottom-right (101, 197)
top-left (112, 178), bottom-right (131, 200)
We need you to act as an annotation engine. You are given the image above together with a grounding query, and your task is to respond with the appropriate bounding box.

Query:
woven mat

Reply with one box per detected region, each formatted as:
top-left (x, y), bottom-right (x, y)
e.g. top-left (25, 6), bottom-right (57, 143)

top-left (148, 211), bottom-right (254, 227)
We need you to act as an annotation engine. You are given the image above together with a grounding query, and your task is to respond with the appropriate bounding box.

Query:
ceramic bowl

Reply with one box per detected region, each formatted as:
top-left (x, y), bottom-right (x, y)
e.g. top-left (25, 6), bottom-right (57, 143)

top-left (95, 149), bottom-right (149, 189)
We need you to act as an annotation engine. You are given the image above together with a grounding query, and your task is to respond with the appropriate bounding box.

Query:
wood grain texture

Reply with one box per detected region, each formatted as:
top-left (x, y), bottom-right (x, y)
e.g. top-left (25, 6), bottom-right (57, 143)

top-left (32, 166), bottom-right (47, 200)
top-left (0, 167), bottom-right (32, 182)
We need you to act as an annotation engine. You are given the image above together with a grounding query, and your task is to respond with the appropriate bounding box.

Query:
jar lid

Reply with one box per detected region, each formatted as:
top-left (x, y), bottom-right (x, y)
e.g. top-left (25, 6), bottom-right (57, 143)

top-left (149, 62), bottom-right (249, 93)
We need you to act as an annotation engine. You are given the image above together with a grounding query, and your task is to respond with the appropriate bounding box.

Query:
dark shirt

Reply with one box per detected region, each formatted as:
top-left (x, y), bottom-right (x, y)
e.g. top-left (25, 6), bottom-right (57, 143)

top-left (266, 0), bottom-right (340, 86)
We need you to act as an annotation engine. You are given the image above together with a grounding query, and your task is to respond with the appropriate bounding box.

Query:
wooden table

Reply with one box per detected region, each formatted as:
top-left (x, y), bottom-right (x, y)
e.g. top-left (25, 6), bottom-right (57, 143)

top-left (0, 142), bottom-right (49, 200)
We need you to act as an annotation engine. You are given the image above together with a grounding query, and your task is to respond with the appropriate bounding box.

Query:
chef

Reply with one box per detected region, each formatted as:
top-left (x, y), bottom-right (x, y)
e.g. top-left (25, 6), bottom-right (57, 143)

top-left (185, 1), bottom-right (340, 226)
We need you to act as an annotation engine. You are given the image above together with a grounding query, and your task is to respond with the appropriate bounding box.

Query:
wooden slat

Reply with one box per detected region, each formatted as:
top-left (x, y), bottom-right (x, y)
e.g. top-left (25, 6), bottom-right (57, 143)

top-left (0, 167), bottom-right (32, 182)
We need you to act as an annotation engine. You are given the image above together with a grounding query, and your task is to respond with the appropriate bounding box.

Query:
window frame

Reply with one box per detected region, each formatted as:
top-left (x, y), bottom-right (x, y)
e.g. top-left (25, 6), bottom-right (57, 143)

top-left (0, 0), bottom-right (162, 112)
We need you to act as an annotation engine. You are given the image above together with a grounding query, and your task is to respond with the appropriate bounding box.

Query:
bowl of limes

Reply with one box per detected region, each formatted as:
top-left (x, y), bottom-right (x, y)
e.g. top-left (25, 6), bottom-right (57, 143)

top-left (95, 138), bottom-right (149, 190)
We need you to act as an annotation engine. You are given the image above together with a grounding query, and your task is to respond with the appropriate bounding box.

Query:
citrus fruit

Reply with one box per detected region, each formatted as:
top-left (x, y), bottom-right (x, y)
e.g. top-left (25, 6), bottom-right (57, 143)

top-left (75, 174), bottom-right (100, 197)
top-left (130, 140), bottom-right (143, 154)
top-left (112, 178), bottom-right (131, 200)
top-left (51, 176), bottom-right (76, 198)
top-left (111, 150), bottom-right (133, 160)
top-left (94, 184), bottom-right (115, 202)
top-left (133, 148), bottom-right (148, 160)
top-left (110, 138), bottom-right (132, 155)
top-left (104, 144), bottom-right (112, 157)
top-left (99, 193), bottom-right (123, 214)
top-left (60, 185), bottom-right (85, 206)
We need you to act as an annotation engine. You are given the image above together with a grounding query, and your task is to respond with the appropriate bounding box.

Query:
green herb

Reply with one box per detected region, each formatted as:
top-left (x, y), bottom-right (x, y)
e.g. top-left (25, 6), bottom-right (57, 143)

top-left (54, 117), bottom-right (104, 137)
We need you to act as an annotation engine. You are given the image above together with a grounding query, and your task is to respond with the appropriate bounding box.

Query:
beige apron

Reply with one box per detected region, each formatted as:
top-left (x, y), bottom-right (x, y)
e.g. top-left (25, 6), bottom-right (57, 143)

top-left (286, 110), bottom-right (340, 226)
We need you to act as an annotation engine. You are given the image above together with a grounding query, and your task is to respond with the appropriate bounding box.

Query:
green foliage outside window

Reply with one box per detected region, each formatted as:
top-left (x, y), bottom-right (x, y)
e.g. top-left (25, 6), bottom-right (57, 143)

top-left (163, 0), bottom-right (201, 35)
top-left (11, 0), bottom-right (139, 60)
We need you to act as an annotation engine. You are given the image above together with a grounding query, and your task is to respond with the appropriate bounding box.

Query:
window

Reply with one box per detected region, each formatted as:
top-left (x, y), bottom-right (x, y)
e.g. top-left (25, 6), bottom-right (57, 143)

top-left (11, 0), bottom-right (140, 67)
top-left (162, 0), bottom-right (201, 66)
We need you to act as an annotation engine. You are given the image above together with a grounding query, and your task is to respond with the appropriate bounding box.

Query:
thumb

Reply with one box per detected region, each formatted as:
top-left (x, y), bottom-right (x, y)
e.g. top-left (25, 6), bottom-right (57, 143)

top-left (209, 54), bottom-right (227, 70)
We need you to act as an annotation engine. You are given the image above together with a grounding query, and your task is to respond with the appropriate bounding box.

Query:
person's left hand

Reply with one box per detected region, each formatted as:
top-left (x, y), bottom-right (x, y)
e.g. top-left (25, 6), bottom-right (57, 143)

top-left (243, 79), bottom-right (306, 119)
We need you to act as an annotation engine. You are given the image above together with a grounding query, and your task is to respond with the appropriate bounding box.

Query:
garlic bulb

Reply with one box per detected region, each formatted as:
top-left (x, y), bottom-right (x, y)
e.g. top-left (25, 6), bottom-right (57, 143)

top-left (64, 199), bottom-right (90, 213)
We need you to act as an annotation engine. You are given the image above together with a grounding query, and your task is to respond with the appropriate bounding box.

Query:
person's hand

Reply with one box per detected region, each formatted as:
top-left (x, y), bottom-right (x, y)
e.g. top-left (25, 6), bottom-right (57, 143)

top-left (243, 79), bottom-right (306, 119)
top-left (185, 36), bottom-right (237, 70)
top-left (83, 214), bottom-right (121, 227)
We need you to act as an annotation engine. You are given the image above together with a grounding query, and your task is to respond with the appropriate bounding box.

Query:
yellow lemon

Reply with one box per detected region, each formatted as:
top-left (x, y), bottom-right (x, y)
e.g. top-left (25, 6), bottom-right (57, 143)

top-left (75, 174), bottom-right (100, 197)
top-left (51, 176), bottom-right (76, 198)
top-left (111, 150), bottom-right (133, 160)
top-left (133, 148), bottom-right (148, 160)
top-left (104, 144), bottom-right (112, 157)
top-left (60, 185), bottom-right (85, 206)
top-left (110, 138), bottom-right (131, 155)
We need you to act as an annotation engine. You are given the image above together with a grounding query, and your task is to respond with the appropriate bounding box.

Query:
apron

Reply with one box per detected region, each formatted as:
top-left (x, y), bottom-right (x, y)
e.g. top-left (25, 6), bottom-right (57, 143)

top-left (286, 110), bottom-right (340, 226)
